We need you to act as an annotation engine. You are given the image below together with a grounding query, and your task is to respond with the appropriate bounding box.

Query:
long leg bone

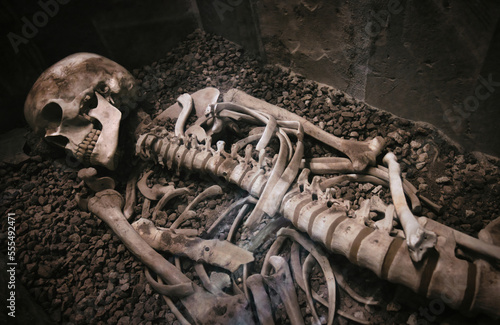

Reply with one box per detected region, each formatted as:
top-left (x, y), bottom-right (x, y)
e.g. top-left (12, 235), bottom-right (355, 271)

top-left (383, 153), bottom-right (437, 262)
top-left (88, 190), bottom-right (193, 286)
top-left (264, 256), bottom-right (305, 325)
top-left (224, 88), bottom-right (386, 171)
top-left (88, 190), bottom-right (256, 324)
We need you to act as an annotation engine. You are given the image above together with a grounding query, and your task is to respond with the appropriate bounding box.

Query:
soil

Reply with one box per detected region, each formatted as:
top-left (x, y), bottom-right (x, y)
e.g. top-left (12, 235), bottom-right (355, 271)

top-left (1, 30), bottom-right (500, 325)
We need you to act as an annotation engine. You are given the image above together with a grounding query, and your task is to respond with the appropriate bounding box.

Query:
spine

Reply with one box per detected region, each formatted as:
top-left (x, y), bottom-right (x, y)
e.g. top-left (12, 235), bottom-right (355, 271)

top-left (137, 133), bottom-right (500, 318)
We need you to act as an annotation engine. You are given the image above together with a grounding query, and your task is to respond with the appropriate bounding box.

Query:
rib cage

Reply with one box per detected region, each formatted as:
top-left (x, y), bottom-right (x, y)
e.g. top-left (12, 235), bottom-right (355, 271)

top-left (136, 131), bottom-right (500, 318)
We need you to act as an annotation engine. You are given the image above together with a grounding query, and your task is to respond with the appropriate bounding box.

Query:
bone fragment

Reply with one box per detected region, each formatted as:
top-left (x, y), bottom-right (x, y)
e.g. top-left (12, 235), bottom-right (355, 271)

top-left (124, 173), bottom-right (137, 220)
top-left (330, 262), bottom-right (380, 306)
top-left (227, 203), bottom-right (251, 243)
top-left (246, 274), bottom-right (275, 325)
top-left (301, 157), bottom-right (356, 174)
top-left (175, 93), bottom-right (193, 138)
top-left (137, 170), bottom-right (174, 200)
top-left (383, 153), bottom-right (437, 262)
top-left (152, 187), bottom-right (191, 219)
top-left (224, 88), bottom-right (386, 171)
top-left (261, 235), bottom-right (287, 276)
top-left (154, 87), bottom-right (220, 123)
top-left (370, 196), bottom-right (395, 234)
top-left (354, 198), bottom-right (371, 226)
top-left (142, 198), bottom-right (151, 218)
top-left (245, 132), bottom-right (289, 228)
top-left (78, 167), bottom-right (115, 192)
top-left (170, 185), bottom-right (223, 229)
top-left (302, 254), bottom-right (322, 325)
top-left (132, 218), bottom-right (254, 272)
top-left (162, 294), bottom-right (191, 325)
top-left (206, 196), bottom-right (257, 236)
top-left (194, 263), bottom-right (224, 295)
top-left (144, 267), bottom-right (194, 297)
top-left (88, 190), bottom-right (193, 287)
top-left (264, 256), bottom-right (305, 325)
top-left (290, 243), bottom-right (329, 310)
top-left (278, 228), bottom-right (336, 325)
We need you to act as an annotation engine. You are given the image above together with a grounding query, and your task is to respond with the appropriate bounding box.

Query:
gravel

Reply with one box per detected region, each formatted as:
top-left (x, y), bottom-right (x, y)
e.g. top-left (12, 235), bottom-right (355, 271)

top-left (1, 29), bottom-right (500, 324)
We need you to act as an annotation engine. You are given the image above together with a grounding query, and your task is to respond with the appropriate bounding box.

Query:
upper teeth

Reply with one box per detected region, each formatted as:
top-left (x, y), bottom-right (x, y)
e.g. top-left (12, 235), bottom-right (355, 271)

top-left (75, 129), bottom-right (101, 164)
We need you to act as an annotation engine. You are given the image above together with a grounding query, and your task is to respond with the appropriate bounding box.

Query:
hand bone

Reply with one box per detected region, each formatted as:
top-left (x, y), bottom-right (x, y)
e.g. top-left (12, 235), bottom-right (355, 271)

top-left (383, 152), bottom-right (437, 262)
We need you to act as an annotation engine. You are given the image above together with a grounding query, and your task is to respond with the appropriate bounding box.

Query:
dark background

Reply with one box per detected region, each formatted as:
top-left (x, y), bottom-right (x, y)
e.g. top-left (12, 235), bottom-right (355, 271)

top-left (1, 0), bottom-right (499, 156)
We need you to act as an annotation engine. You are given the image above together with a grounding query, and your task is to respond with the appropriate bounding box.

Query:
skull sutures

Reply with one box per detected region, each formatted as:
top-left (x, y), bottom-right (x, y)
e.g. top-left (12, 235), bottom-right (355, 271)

top-left (24, 52), bottom-right (136, 170)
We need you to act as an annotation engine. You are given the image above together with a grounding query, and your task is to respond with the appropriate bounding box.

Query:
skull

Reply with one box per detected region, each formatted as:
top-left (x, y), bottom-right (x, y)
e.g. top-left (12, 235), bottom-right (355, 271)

top-left (24, 52), bottom-right (136, 170)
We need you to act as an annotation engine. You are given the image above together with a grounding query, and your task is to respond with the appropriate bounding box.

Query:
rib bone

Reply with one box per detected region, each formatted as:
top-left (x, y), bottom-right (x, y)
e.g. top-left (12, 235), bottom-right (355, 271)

top-left (264, 256), bottom-right (304, 325)
top-left (383, 153), bottom-right (437, 262)
top-left (247, 274), bottom-right (275, 325)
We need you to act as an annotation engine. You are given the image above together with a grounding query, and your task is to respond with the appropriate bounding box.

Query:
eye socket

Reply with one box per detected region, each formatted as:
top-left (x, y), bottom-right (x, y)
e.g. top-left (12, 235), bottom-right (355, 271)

top-left (41, 102), bottom-right (63, 129)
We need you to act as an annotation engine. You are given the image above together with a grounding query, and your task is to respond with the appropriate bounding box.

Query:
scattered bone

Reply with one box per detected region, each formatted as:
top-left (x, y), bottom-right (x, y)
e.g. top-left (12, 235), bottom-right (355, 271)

top-left (137, 170), bottom-right (174, 200)
top-left (227, 203), bottom-right (251, 243)
top-left (302, 253), bottom-right (322, 325)
top-left (152, 187), bottom-right (191, 219)
top-left (336, 310), bottom-right (370, 325)
top-left (479, 216), bottom-right (500, 247)
top-left (383, 153), bottom-right (437, 262)
top-left (207, 196), bottom-right (257, 236)
top-left (224, 88), bottom-right (386, 171)
top-left (194, 263), bottom-right (224, 295)
top-left (264, 256), bottom-right (305, 325)
top-left (144, 267), bottom-right (193, 298)
top-left (142, 198), bottom-right (151, 218)
top-left (210, 272), bottom-right (232, 292)
top-left (170, 185), bottom-right (223, 229)
top-left (290, 242), bottom-right (329, 313)
top-left (354, 198), bottom-right (371, 226)
top-left (247, 274), bottom-right (275, 325)
top-left (78, 167), bottom-right (115, 192)
top-left (261, 235), bottom-right (288, 276)
top-left (422, 217), bottom-right (500, 261)
top-left (88, 190), bottom-right (193, 287)
top-left (278, 228), bottom-right (336, 325)
top-left (162, 294), bottom-right (191, 325)
top-left (124, 172), bottom-right (138, 220)
top-left (174, 93), bottom-right (193, 138)
top-left (132, 218), bottom-right (254, 272)
top-left (370, 196), bottom-right (395, 233)
top-left (330, 262), bottom-right (380, 306)
top-left (154, 87), bottom-right (220, 123)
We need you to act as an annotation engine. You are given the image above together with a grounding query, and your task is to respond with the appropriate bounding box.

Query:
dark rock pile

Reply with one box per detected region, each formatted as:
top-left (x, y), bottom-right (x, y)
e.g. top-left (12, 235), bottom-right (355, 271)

top-left (1, 29), bottom-right (499, 324)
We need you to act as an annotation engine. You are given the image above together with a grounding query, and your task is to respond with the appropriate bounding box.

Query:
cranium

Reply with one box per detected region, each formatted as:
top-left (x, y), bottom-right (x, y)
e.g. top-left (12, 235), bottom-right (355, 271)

top-left (24, 52), bottom-right (136, 170)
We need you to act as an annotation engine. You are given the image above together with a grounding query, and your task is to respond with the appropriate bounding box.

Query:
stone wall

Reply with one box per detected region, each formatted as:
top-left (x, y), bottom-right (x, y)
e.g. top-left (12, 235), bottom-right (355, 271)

top-left (256, 0), bottom-right (500, 156)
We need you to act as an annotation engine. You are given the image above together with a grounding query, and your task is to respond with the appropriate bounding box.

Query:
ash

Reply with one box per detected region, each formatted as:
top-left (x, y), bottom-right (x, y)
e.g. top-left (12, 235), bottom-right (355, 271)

top-left (1, 29), bottom-right (499, 324)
